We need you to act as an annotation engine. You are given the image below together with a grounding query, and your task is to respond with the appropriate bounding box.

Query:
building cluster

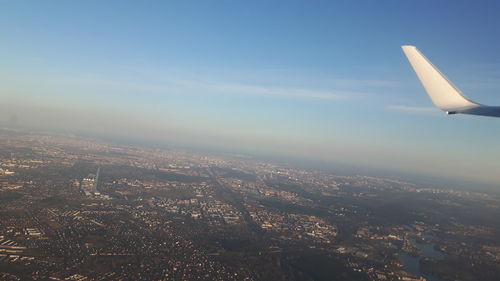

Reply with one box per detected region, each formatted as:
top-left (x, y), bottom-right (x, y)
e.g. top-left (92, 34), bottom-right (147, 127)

top-left (246, 204), bottom-right (337, 243)
top-left (152, 198), bottom-right (243, 225)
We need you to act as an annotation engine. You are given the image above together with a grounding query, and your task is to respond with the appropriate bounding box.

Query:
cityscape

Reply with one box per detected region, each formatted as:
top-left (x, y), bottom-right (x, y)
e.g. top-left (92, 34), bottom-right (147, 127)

top-left (0, 129), bottom-right (499, 281)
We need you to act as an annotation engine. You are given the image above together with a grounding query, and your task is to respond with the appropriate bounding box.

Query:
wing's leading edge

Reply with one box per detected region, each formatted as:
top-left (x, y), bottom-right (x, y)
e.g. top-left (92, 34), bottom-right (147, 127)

top-left (401, 45), bottom-right (500, 117)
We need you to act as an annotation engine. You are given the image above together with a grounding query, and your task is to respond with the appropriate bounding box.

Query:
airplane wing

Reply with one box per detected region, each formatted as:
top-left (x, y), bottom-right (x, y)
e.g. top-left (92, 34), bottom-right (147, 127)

top-left (401, 45), bottom-right (500, 117)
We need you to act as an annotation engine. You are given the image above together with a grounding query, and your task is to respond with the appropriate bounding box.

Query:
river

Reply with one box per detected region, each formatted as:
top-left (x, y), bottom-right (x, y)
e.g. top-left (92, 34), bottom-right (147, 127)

top-left (400, 238), bottom-right (444, 281)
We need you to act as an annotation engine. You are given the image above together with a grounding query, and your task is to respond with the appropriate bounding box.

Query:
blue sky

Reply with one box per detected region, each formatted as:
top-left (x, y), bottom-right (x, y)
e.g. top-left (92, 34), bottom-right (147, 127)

top-left (1, 0), bottom-right (500, 186)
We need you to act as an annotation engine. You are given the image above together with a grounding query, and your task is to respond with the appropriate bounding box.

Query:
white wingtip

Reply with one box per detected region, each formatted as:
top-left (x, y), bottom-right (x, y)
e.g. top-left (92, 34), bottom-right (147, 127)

top-left (401, 45), bottom-right (479, 112)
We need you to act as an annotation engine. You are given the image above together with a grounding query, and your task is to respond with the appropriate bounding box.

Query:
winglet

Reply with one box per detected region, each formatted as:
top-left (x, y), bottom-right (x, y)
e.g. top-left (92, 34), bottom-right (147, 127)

top-left (401, 45), bottom-right (479, 113)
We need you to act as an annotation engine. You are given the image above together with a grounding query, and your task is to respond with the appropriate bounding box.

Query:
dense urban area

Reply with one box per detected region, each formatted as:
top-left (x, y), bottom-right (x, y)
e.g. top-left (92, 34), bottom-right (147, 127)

top-left (0, 129), bottom-right (499, 281)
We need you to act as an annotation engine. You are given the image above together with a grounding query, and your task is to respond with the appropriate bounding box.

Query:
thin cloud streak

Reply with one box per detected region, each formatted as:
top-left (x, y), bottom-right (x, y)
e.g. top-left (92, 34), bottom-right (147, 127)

top-left (202, 82), bottom-right (350, 100)
top-left (70, 74), bottom-right (359, 101)
top-left (387, 105), bottom-right (441, 115)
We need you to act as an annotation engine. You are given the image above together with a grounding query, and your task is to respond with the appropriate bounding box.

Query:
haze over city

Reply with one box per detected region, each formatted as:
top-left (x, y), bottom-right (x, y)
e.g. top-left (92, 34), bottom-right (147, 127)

top-left (2, 0), bottom-right (500, 186)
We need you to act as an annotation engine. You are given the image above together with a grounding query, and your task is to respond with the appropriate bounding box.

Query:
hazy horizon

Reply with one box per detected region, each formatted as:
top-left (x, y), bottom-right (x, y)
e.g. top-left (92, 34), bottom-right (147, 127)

top-left (1, 123), bottom-right (497, 196)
